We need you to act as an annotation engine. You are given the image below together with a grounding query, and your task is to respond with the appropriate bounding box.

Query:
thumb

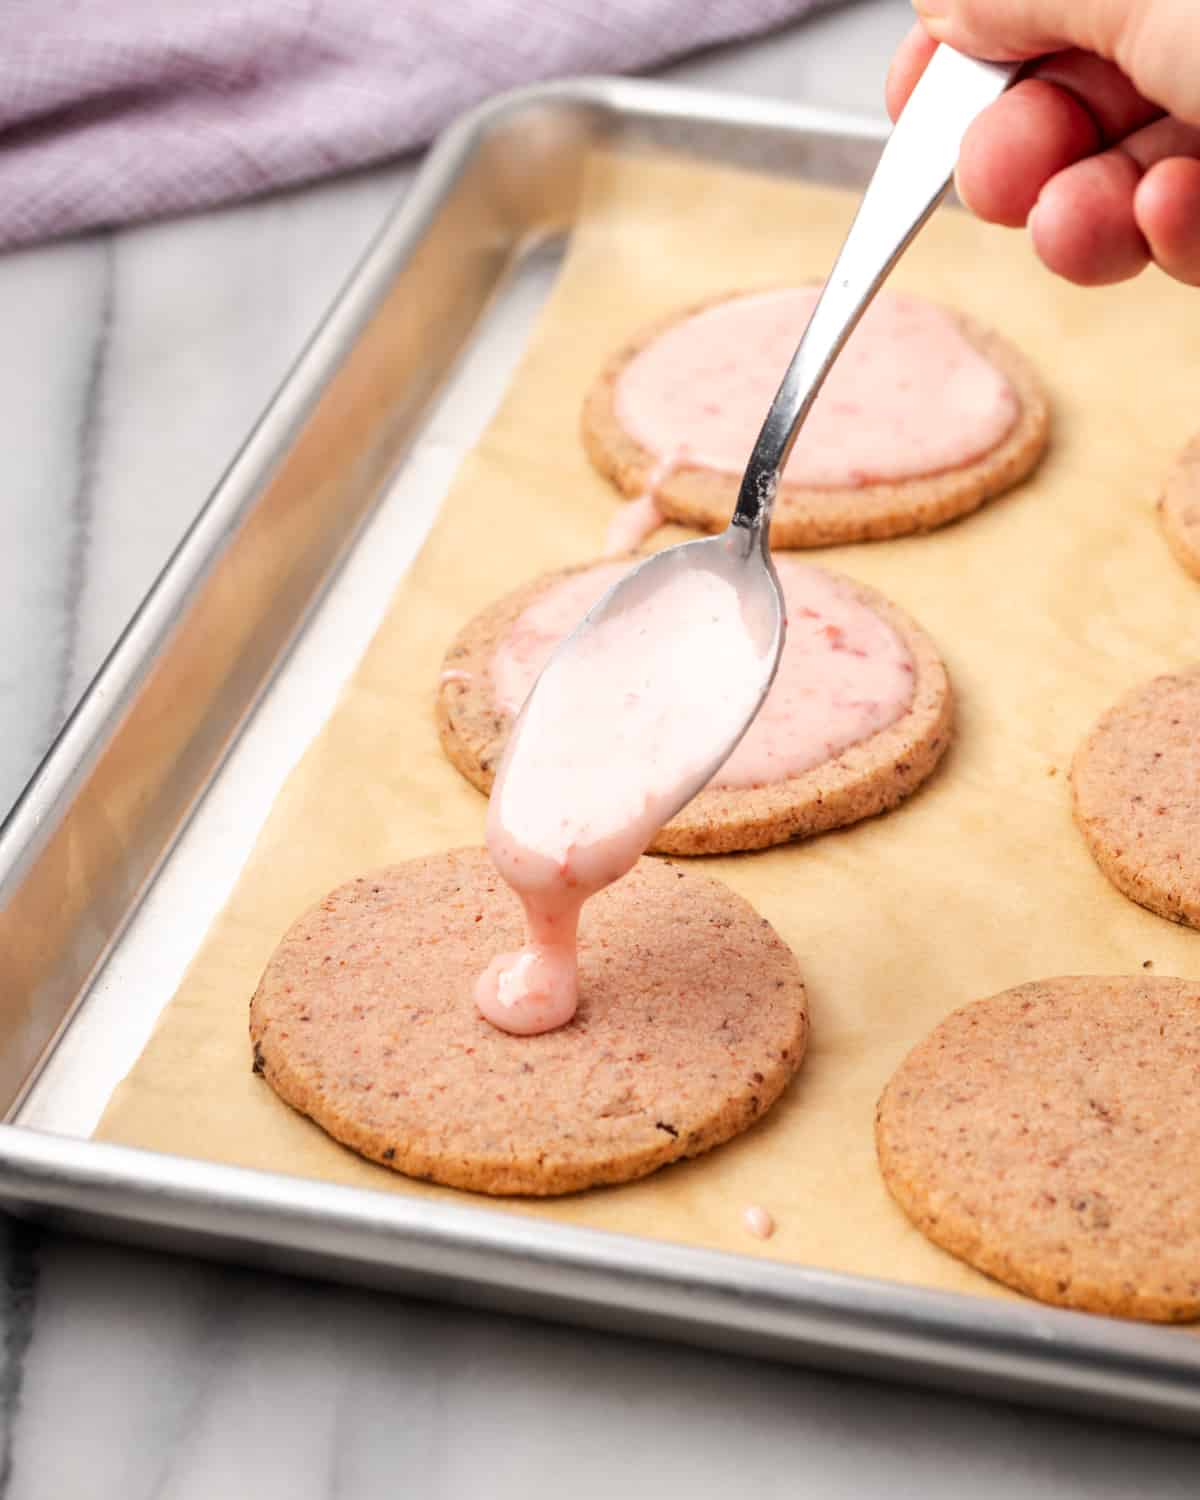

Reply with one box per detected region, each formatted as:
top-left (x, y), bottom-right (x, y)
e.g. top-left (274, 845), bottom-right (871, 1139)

top-left (916, 0), bottom-right (1200, 125)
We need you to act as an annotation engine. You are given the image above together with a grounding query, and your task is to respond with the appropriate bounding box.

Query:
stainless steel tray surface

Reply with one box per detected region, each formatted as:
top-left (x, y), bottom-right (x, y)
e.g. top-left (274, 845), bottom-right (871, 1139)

top-left (1, 76), bottom-right (1197, 1433)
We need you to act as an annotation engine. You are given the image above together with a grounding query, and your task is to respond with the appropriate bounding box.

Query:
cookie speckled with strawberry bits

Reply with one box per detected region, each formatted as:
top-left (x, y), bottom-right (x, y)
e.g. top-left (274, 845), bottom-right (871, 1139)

top-left (876, 976), bottom-right (1200, 1322)
top-left (1071, 667), bottom-right (1200, 929)
top-left (250, 848), bottom-right (808, 1196)
top-left (1158, 434), bottom-right (1200, 580)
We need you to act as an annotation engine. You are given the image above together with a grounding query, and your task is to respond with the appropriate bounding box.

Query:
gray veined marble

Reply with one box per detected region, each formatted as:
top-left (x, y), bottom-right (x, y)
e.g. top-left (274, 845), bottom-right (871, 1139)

top-left (1, 1), bottom-right (1198, 1491)
top-left (5, 1234), bottom-right (1200, 1499)
top-left (0, 159), bottom-right (415, 820)
top-left (0, 237), bottom-right (110, 809)
top-left (0, 1221), bottom-right (38, 1493)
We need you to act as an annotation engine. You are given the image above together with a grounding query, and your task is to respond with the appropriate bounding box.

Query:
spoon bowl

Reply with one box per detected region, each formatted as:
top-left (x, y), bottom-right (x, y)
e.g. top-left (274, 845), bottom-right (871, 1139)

top-left (487, 522), bottom-right (782, 890)
top-left (555, 520), bottom-right (786, 796)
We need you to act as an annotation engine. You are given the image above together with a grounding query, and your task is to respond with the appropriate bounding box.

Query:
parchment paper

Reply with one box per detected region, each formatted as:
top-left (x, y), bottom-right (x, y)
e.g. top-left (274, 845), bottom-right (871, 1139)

top-left (97, 149), bottom-right (1200, 1303)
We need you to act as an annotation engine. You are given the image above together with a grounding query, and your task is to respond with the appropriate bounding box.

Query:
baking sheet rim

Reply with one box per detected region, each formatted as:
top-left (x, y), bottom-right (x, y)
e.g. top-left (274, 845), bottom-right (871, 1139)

top-left (2, 76), bottom-right (1197, 1428)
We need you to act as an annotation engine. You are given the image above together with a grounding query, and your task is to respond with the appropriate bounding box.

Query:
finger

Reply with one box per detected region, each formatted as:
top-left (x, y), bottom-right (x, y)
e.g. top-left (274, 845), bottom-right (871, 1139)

top-left (1029, 151), bottom-right (1149, 285)
top-left (1027, 113), bottom-right (1200, 284)
top-left (913, 0), bottom-right (1125, 65)
top-left (956, 79), bottom-right (1100, 226)
top-left (1111, 115), bottom-right (1200, 282)
top-left (1118, 113), bottom-right (1200, 172)
top-left (887, 38), bottom-right (1153, 138)
top-left (953, 48), bottom-right (1161, 226)
top-left (916, 0), bottom-right (1200, 125)
top-left (1029, 49), bottom-right (1160, 143)
top-left (1135, 155), bottom-right (1200, 286)
top-left (885, 24), bottom-right (937, 122)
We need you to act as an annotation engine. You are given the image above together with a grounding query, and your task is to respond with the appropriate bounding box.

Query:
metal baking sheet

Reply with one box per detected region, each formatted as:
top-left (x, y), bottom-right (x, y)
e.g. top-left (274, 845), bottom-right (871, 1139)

top-left (1, 76), bottom-right (1198, 1433)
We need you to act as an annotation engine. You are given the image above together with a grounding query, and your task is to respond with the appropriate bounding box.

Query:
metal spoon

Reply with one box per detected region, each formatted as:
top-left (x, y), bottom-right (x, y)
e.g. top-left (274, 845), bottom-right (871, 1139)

top-left (501, 47), bottom-right (1021, 835)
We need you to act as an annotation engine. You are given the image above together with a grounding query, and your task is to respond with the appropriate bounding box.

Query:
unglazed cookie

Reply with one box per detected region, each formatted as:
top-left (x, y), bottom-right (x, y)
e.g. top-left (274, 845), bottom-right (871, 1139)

top-left (437, 557), bottom-right (952, 856)
top-left (1158, 434), bottom-right (1200, 580)
top-left (582, 287), bottom-right (1050, 547)
top-left (250, 849), bottom-right (808, 1196)
top-left (876, 976), bottom-right (1200, 1322)
top-left (1071, 667), bottom-right (1200, 928)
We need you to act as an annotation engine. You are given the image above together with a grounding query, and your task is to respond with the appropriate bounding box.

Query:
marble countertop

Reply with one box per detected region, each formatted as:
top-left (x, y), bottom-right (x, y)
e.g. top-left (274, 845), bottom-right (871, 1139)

top-left (3, 3), bottom-right (1198, 1491)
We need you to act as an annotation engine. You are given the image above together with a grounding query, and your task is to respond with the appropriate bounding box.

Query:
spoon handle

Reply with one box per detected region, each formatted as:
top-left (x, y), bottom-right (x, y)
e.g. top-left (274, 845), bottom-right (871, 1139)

top-left (732, 45), bottom-right (1022, 540)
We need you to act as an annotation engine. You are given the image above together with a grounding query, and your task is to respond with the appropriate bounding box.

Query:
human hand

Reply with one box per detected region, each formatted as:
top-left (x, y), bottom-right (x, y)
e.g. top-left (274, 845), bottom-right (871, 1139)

top-left (886, 1), bottom-right (1200, 286)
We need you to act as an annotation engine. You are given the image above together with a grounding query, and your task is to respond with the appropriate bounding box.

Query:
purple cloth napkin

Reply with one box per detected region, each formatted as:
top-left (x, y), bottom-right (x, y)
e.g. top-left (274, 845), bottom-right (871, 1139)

top-left (0, 0), bottom-right (831, 250)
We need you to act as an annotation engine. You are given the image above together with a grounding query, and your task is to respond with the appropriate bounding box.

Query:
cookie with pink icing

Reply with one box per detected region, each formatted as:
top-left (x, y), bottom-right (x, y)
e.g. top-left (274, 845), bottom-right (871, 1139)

top-left (582, 287), bottom-right (1049, 548)
top-left (436, 556), bottom-right (952, 856)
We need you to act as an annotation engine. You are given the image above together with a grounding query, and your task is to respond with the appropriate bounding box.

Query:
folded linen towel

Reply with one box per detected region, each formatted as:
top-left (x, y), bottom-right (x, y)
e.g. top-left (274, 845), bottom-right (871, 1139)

top-left (0, 0), bottom-right (833, 249)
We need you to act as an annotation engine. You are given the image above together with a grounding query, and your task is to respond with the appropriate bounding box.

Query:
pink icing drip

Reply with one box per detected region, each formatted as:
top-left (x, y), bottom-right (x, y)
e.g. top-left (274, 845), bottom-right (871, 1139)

top-left (490, 558), bottom-right (915, 792)
top-left (477, 557), bottom-right (772, 1036)
top-left (742, 1204), bottom-right (775, 1239)
top-left (602, 448), bottom-right (685, 557)
top-left (603, 490), bottom-right (663, 555)
top-left (613, 288), bottom-right (1018, 488)
top-left (475, 891), bottom-right (582, 1037)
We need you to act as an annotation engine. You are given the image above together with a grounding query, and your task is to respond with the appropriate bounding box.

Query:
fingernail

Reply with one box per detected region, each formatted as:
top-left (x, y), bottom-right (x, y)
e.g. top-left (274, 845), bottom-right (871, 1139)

top-left (913, 0), bottom-right (947, 21)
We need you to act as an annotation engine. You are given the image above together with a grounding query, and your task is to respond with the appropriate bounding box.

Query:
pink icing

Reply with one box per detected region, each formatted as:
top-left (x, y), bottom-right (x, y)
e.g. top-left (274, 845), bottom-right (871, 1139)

top-left (602, 450), bottom-right (681, 556)
top-left (475, 930), bottom-right (578, 1036)
top-left (742, 1205), bottom-right (775, 1239)
top-left (476, 554), bottom-right (774, 1036)
top-left (613, 288), bottom-right (1018, 488)
top-left (603, 489), bottom-right (663, 555)
top-left (490, 558), bottom-right (915, 792)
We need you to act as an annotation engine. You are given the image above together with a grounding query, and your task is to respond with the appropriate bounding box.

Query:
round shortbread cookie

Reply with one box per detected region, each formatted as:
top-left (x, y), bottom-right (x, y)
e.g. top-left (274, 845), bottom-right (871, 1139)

top-left (581, 291), bottom-right (1050, 548)
top-left (250, 849), bottom-right (808, 1196)
top-left (1070, 667), bottom-right (1200, 929)
top-left (1158, 434), bottom-right (1200, 580)
top-left (436, 560), bottom-right (952, 856)
top-left (876, 976), bottom-right (1200, 1322)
